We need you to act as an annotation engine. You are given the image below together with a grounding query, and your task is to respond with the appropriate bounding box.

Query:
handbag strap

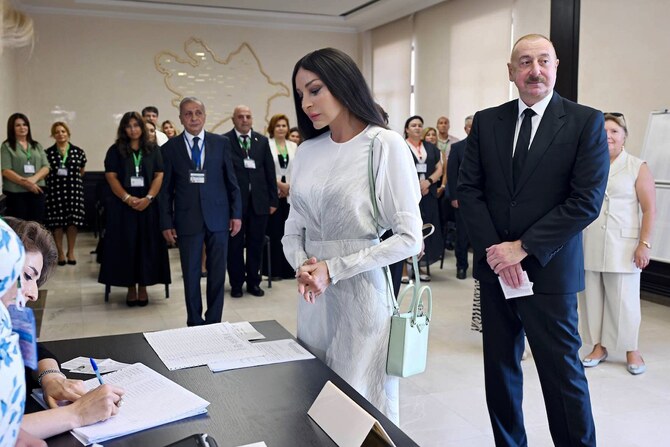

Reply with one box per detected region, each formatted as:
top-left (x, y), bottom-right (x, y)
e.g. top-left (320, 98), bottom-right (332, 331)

top-left (366, 131), bottom-right (399, 313)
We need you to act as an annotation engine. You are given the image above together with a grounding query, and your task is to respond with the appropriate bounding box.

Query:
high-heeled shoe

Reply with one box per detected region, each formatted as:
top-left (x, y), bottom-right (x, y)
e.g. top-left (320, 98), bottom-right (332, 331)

top-left (137, 288), bottom-right (149, 307)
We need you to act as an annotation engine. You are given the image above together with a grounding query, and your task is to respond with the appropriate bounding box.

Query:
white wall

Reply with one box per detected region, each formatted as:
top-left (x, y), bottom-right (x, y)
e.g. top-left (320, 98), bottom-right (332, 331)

top-left (580, 0), bottom-right (670, 157)
top-left (375, 0), bottom-right (550, 139)
top-left (13, 13), bottom-right (359, 170)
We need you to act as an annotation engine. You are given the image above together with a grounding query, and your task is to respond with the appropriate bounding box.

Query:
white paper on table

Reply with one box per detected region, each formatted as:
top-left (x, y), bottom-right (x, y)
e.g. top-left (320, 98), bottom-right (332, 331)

top-left (144, 323), bottom-right (263, 371)
top-left (498, 270), bottom-right (534, 299)
top-left (71, 363), bottom-right (209, 446)
top-left (229, 321), bottom-right (265, 341)
top-left (61, 356), bottom-right (131, 374)
top-left (237, 443), bottom-right (267, 447)
top-left (208, 339), bottom-right (315, 372)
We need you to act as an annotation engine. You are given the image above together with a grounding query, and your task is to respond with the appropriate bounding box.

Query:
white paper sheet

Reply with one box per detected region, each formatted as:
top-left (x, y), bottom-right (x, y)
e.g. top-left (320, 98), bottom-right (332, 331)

top-left (60, 356), bottom-right (131, 375)
top-left (144, 323), bottom-right (263, 370)
top-left (71, 363), bottom-right (209, 445)
top-left (230, 321), bottom-right (265, 341)
top-left (498, 270), bottom-right (534, 299)
top-left (208, 339), bottom-right (314, 372)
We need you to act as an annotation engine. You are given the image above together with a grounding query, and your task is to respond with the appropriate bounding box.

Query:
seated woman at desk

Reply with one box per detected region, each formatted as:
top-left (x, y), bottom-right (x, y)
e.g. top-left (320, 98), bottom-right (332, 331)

top-left (1, 217), bottom-right (125, 441)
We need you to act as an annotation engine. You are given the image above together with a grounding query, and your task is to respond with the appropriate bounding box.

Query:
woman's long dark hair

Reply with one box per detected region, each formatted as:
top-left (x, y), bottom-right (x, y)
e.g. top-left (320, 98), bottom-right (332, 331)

top-left (292, 48), bottom-right (387, 141)
top-left (4, 112), bottom-right (39, 150)
top-left (115, 111), bottom-right (154, 157)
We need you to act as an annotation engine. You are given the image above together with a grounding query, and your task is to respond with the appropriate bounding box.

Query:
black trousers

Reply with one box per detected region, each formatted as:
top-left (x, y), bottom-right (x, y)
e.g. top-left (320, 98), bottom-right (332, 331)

top-left (480, 281), bottom-right (596, 447)
top-left (454, 208), bottom-right (469, 270)
top-left (4, 190), bottom-right (46, 223)
top-left (227, 200), bottom-right (269, 290)
top-left (179, 228), bottom-right (229, 326)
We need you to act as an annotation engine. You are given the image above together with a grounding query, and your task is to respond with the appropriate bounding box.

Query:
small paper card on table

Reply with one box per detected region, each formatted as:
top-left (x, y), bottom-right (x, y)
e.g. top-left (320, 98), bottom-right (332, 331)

top-left (308, 381), bottom-right (395, 447)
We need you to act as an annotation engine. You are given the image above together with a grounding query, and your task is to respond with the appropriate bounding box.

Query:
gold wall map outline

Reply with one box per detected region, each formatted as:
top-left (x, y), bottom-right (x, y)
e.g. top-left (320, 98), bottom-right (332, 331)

top-left (155, 38), bottom-right (290, 133)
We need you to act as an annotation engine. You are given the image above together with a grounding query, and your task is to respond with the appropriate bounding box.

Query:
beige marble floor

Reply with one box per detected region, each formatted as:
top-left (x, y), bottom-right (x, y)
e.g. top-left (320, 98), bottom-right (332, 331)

top-left (39, 233), bottom-right (670, 446)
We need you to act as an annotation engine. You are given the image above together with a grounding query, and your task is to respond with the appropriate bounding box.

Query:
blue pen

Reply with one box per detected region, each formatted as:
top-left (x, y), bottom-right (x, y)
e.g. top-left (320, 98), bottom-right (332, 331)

top-left (90, 358), bottom-right (104, 385)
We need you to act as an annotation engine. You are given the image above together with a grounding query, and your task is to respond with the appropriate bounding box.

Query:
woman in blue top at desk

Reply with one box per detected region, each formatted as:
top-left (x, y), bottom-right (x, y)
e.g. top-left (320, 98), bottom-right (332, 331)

top-left (1, 113), bottom-right (50, 223)
top-left (1, 217), bottom-right (126, 444)
top-left (98, 112), bottom-right (171, 306)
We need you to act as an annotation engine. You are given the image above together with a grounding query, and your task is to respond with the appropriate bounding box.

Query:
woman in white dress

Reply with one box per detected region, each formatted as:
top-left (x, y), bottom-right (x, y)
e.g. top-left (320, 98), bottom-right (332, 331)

top-left (283, 48), bottom-right (422, 424)
top-left (579, 112), bottom-right (656, 374)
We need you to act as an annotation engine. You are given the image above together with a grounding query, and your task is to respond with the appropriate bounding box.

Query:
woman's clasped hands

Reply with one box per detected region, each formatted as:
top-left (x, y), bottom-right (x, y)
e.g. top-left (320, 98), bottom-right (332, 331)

top-left (296, 257), bottom-right (331, 303)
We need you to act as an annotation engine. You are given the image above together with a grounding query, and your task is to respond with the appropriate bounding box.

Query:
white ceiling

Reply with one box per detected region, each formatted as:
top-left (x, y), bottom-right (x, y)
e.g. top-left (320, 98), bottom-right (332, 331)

top-left (15, 0), bottom-right (448, 32)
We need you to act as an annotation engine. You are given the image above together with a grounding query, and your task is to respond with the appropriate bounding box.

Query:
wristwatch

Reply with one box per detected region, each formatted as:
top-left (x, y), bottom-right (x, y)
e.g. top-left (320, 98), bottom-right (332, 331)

top-left (426, 178), bottom-right (434, 185)
top-left (146, 194), bottom-right (154, 202)
top-left (640, 240), bottom-right (652, 249)
top-left (520, 240), bottom-right (530, 254)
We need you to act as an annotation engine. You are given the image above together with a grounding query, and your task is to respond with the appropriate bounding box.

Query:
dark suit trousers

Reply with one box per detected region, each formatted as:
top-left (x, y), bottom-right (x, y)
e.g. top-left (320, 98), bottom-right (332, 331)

top-left (227, 199), bottom-right (269, 289)
top-left (454, 208), bottom-right (469, 270)
top-left (480, 282), bottom-right (595, 447)
top-left (179, 229), bottom-right (229, 326)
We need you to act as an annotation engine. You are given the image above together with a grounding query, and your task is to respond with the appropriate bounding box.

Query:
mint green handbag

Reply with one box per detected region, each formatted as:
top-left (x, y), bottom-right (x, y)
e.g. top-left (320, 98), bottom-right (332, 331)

top-left (367, 133), bottom-right (432, 378)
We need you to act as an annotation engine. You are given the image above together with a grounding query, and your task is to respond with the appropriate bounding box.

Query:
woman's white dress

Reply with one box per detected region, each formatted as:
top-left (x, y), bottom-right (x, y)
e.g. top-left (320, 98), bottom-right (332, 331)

top-left (283, 125), bottom-right (422, 424)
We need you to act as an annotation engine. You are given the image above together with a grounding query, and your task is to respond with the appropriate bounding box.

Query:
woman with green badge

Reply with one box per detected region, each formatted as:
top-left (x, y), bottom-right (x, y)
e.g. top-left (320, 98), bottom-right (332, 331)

top-left (45, 122), bottom-right (87, 266)
top-left (98, 112), bottom-right (171, 306)
top-left (1, 113), bottom-right (50, 223)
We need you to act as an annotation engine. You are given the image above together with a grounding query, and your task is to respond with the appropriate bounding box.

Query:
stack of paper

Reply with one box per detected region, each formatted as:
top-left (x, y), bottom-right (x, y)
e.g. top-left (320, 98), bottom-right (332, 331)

top-left (144, 322), bottom-right (264, 370)
top-left (208, 339), bottom-right (315, 372)
top-left (71, 363), bottom-right (210, 445)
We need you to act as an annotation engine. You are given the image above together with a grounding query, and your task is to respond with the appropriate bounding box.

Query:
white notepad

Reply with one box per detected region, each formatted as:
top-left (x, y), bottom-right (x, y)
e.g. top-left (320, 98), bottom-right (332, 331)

top-left (71, 363), bottom-right (210, 445)
top-left (144, 322), bottom-right (263, 370)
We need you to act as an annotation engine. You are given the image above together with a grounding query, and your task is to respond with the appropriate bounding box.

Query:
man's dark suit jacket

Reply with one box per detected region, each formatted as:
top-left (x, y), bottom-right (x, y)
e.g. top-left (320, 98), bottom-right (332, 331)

top-left (457, 92), bottom-right (609, 294)
top-left (223, 129), bottom-right (278, 215)
top-left (447, 139), bottom-right (467, 200)
top-left (159, 132), bottom-right (242, 235)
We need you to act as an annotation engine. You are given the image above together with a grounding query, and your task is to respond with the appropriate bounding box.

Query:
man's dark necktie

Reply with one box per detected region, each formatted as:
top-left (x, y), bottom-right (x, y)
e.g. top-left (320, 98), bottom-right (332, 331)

top-left (240, 134), bottom-right (250, 151)
top-left (191, 136), bottom-right (201, 169)
top-left (513, 108), bottom-right (536, 188)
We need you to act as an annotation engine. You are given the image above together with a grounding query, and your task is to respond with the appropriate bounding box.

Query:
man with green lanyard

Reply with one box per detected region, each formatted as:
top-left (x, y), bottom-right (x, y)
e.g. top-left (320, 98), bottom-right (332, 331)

top-left (224, 105), bottom-right (278, 298)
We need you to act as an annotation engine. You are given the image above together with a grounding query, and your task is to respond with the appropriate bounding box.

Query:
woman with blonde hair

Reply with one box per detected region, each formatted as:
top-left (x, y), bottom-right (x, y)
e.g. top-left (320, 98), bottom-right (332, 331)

top-left (580, 112), bottom-right (656, 375)
top-left (45, 121), bottom-right (87, 265)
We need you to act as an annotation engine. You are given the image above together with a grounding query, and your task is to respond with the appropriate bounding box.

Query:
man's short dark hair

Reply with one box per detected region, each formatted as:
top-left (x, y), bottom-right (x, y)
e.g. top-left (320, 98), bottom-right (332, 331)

top-left (142, 106), bottom-right (159, 116)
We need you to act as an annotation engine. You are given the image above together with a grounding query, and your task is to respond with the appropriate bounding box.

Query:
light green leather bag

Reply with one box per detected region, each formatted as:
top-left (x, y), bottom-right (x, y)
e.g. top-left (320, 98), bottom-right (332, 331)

top-left (367, 133), bottom-right (432, 378)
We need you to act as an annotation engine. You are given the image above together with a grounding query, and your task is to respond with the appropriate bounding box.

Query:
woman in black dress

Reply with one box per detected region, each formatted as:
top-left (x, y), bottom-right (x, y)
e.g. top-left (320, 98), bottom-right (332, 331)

top-left (404, 115), bottom-right (444, 277)
top-left (45, 122), bottom-right (87, 265)
top-left (98, 112), bottom-right (170, 306)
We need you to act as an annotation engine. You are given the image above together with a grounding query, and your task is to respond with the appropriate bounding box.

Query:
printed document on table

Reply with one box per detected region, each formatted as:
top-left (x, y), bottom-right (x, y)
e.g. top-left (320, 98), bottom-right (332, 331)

top-left (61, 356), bottom-right (131, 374)
top-left (71, 363), bottom-right (209, 446)
top-left (230, 321), bottom-right (265, 341)
top-left (498, 270), bottom-right (534, 299)
top-left (208, 339), bottom-right (315, 372)
top-left (144, 323), bottom-right (263, 370)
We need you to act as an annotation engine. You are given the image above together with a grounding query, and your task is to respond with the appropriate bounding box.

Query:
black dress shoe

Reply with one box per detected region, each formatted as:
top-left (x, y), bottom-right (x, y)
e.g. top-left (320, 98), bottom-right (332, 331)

top-left (201, 271), bottom-right (208, 278)
top-left (67, 259), bottom-right (77, 265)
top-left (58, 260), bottom-right (66, 266)
top-left (247, 285), bottom-right (265, 297)
top-left (231, 288), bottom-right (243, 298)
top-left (457, 269), bottom-right (467, 280)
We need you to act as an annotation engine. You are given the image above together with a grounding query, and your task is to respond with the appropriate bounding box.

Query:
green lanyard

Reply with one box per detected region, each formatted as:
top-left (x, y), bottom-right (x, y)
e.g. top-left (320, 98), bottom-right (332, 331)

top-left (239, 136), bottom-right (250, 156)
top-left (21, 145), bottom-right (32, 163)
top-left (132, 151), bottom-right (143, 177)
top-left (59, 144), bottom-right (70, 167)
top-left (275, 139), bottom-right (288, 162)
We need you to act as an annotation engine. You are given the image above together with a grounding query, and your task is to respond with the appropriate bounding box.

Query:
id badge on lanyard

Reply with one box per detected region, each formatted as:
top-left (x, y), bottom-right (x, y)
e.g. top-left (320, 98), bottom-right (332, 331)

top-left (24, 163), bottom-right (36, 174)
top-left (189, 170), bottom-right (206, 184)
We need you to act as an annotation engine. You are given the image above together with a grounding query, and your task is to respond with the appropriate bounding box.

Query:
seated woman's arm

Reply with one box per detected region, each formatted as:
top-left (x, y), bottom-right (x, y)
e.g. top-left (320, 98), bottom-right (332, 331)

top-left (21, 384), bottom-right (124, 440)
top-left (35, 356), bottom-right (87, 408)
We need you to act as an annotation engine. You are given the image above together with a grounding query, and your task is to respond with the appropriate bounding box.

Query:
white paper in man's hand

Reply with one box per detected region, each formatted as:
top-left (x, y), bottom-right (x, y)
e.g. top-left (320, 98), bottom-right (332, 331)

top-left (498, 270), bottom-right (534, 299)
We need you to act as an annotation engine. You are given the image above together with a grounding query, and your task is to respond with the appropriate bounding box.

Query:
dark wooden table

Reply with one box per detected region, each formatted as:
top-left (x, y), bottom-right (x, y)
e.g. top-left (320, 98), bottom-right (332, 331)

top-left (34, 320), bottom-right (418, 447)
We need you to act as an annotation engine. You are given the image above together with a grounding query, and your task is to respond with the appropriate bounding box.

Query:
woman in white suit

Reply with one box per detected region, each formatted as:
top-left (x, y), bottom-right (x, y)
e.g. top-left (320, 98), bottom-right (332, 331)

top-left (579, 112), bottom-right (656, 375)
top-left (262, 114), bottom-right (298, 279)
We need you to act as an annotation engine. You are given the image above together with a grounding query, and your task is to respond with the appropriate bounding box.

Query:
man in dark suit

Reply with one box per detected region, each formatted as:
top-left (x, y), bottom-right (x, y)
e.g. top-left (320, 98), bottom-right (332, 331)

top-left (447, 114), bottom-right (473, 279)
top-left (159, 97), bottom-right (242, 326)
top-left (457, 34), bottom-right (609, 446)
top-left (224, 105), bottom-right (278, 298)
